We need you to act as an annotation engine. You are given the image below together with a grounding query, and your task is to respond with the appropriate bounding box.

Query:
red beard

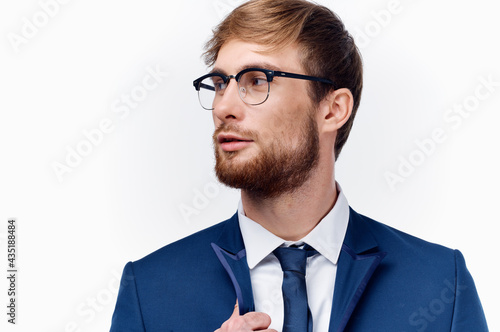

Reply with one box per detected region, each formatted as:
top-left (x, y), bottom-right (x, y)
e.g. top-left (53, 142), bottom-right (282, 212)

top-left (213, 112), bottom-right (320, 199)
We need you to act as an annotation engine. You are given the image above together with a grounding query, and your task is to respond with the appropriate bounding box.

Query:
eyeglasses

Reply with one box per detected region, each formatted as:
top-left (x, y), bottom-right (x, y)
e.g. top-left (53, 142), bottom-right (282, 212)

top-left (193, 67), bottom-right (335, 110)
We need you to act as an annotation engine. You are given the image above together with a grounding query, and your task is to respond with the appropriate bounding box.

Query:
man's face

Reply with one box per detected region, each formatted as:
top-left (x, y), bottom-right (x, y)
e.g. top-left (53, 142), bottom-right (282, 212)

top-left (212, 39), bottom-right (320, 198)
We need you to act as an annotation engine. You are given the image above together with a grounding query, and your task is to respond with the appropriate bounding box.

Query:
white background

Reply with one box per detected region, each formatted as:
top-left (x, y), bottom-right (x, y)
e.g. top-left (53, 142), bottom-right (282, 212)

top-left (0, 0), bottom-right (499, 331)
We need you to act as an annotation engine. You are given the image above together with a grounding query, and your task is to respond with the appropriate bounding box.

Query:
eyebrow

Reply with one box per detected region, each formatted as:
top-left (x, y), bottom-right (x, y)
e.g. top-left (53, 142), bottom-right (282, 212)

top-left (211, 62), bottom-right (283, 75)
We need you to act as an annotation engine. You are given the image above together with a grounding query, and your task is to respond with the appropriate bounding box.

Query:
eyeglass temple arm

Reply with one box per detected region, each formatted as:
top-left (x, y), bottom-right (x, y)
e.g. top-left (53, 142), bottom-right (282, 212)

top-left (194, 80), bottom-right (216, 92)
top-left (273, 71), bottom-right (335, 86)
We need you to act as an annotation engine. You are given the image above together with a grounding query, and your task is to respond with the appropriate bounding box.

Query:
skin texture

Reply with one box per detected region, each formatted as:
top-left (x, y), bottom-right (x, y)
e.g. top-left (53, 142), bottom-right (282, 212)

top-left (212, 39), bottom-right (354, 331)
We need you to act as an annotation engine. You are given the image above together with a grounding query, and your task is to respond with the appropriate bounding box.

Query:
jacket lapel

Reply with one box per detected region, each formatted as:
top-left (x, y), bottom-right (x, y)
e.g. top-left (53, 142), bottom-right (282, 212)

top-left (329, 208), bottom-right (387, 332)
top-left (211, 212), bottom-right (255, 315)
top-left (212, 208), bottom-right (387, 328)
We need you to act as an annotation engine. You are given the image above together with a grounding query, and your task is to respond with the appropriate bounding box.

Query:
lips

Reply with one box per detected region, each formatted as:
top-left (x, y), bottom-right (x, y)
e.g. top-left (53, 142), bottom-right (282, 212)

top-left (217, 133), bottom-right (252, 144)
top-left (217, 133), bottom-right (254, 152)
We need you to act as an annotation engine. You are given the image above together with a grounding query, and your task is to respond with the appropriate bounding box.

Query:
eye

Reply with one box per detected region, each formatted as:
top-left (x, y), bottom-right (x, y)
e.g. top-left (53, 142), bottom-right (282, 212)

top-left (212, 77), bottom-right (227, 92)
top-left (247, 73), bottom-right (267, 87)
top-left (251, 76), bottom-right (267, 86)
top-left (240, 71), bottom-right (268, 90)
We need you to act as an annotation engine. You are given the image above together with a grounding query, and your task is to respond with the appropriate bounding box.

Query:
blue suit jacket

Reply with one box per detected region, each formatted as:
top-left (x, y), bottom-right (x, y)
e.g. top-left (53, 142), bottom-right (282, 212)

top-left (110, 208), bottom-right (488, 331)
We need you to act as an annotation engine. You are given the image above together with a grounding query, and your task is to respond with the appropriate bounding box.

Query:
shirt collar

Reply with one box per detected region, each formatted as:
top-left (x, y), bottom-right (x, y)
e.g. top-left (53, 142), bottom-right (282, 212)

top-left (238, 182), bottom-right (350, 269)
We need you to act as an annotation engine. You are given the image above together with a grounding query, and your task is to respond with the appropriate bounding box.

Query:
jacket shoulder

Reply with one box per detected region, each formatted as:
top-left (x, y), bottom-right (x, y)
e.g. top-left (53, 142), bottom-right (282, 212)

top-left (353, 209), bottom-right (455, 258)
top-left (347, 209), bottom-right (488, 331)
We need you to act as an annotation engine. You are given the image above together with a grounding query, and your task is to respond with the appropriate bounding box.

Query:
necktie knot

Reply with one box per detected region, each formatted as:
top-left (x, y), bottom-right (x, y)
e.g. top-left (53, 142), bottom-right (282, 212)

top-left (273, 244), bottom-right (318, 274)
top-left (273, 246), bottom-right (307, 274)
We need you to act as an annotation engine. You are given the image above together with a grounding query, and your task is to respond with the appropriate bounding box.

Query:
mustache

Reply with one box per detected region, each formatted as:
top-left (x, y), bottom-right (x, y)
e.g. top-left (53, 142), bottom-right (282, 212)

top-left (212, 124), bottom-right (258, 142)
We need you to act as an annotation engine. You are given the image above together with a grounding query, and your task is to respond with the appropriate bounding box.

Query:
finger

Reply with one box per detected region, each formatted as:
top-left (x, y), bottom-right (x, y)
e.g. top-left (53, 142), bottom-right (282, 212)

top-left (242, 312), bottom-right (272, 330)
top-left (230, 299), bottom-right (240, 318)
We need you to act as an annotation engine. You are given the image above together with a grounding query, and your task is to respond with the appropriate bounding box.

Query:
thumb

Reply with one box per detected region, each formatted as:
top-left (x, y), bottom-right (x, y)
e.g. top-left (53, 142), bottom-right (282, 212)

top-left (231, 299), bottom-right (240, 317)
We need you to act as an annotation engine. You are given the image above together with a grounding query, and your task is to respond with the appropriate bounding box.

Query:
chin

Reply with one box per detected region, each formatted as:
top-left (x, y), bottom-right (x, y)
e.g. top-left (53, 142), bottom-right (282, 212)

top-left (220, 146), bottom-right (257, 161)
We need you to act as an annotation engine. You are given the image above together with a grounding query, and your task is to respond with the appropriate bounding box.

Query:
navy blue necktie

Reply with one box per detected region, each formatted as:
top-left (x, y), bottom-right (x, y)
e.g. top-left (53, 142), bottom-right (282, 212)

top-left (273, 245), bottom-right (317, 332)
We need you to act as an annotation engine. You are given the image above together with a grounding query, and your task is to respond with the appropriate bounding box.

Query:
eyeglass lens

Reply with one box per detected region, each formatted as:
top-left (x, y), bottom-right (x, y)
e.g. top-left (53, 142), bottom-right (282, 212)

top-left (198, 71), bottom-right (270, 110)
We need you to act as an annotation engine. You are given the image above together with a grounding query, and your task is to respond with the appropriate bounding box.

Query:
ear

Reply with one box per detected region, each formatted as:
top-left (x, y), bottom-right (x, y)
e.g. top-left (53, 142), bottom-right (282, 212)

top-left (317, 88), bottom-right (353, 134)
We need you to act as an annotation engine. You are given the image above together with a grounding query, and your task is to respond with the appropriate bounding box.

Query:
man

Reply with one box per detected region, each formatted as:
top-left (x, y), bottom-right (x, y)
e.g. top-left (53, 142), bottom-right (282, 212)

top-left (110, 0), bottom-right (488, 331)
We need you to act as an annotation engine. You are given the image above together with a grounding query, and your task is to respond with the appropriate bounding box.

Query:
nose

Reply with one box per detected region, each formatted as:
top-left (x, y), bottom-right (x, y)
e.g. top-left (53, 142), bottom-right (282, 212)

top-left (212, 78), bottom-right (246, 125)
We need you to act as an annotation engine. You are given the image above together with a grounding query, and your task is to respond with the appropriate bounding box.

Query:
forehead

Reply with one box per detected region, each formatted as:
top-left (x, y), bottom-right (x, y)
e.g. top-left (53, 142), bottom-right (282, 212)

top-left (213, 39), bottom-right (303, 74)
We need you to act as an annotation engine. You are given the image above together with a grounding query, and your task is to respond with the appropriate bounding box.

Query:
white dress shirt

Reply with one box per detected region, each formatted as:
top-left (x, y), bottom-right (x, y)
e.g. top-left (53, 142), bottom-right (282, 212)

top-left (237, 183), bottom-right (350, 332)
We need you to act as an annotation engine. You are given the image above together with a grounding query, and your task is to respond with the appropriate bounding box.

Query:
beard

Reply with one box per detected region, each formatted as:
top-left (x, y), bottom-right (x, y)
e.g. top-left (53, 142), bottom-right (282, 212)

top-left (213, 111), bottom-right (320, 199)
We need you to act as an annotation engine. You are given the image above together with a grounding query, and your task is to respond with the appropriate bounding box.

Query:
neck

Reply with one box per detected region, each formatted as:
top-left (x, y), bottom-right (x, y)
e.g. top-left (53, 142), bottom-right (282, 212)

top-left (241, 156), bottom-right (338, 241)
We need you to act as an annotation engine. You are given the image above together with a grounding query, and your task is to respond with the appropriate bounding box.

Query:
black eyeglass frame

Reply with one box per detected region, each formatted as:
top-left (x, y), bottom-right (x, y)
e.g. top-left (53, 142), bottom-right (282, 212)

top-left (193, 67), bottom-right (335, 110)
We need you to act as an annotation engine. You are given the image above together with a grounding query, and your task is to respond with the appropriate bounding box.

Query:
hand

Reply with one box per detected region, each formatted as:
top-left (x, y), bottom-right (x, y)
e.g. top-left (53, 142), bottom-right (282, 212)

top-left (215, 302), bottom-right (277, 332)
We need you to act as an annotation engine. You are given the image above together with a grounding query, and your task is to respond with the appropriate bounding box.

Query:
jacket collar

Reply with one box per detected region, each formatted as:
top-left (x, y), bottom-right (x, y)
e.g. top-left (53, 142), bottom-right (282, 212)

top-left (328, 207), bottom-right (386, 332)
top-left (211, 212), bottom-right (255, 315)
top-left (342, 207), bottom-right (379, 254)
top-left (212, 208), bottom-right (386, 331)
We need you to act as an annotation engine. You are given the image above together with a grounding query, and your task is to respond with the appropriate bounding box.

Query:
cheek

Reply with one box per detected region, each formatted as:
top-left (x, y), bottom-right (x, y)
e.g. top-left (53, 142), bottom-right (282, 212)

top-left (265, 104), bottom-right (311, 140)
top-left (267, 112), bottom-right (289, 135)
top-left (261, 101), bottom-right (303, 136)
top-left (251, 86), bottom-right (313, 143)
top-left (212, 111), bottom-right (221, 127)
top-left (258, 115), bottom-right (304, 150)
